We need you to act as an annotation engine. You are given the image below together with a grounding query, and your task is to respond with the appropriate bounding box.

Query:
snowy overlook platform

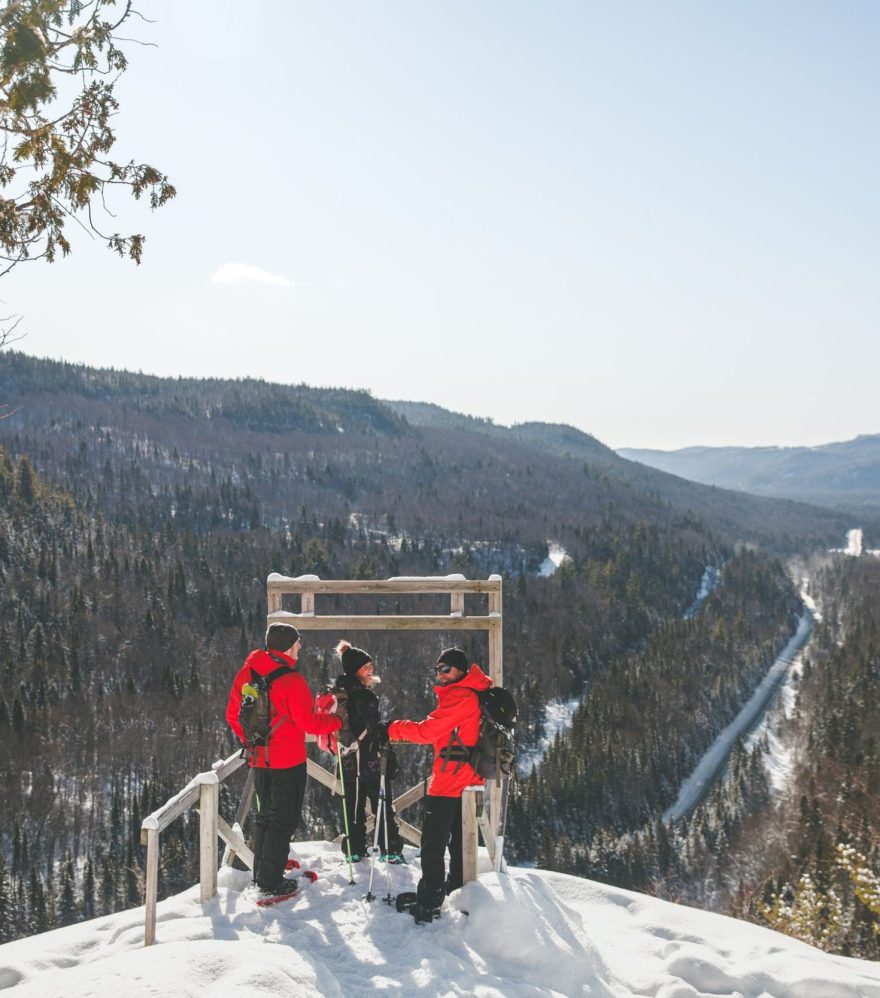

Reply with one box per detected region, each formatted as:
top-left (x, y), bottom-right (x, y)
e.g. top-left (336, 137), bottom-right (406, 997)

top-left (1, 841), bottom-right (879, 997)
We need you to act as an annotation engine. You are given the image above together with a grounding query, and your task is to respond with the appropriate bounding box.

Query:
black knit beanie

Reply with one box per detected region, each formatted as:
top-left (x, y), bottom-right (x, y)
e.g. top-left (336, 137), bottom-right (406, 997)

top-left (341, 643), bottom-right (372, 675)
top-left (265, 623), bottom-right (300, 652)
top-left (437, 647), bottom-right (468, 673)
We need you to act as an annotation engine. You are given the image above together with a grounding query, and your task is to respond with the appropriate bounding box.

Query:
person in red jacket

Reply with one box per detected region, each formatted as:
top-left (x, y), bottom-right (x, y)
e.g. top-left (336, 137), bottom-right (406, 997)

top-left (385, 646), bottom-right (492, 922)
top-left (226, 623), bottom-right (341, 896)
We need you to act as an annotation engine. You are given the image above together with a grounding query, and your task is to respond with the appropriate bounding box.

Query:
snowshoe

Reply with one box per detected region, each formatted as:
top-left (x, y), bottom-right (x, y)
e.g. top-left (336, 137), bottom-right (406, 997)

top-left (380, 852), bottom-right (406, 865)
top-left (256, 881), bottom-right (299, 907)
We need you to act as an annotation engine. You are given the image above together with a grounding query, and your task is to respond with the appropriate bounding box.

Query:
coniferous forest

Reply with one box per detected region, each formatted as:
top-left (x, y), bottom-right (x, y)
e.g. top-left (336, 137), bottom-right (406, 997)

top-left (0, 352), bottom-right (876, 956)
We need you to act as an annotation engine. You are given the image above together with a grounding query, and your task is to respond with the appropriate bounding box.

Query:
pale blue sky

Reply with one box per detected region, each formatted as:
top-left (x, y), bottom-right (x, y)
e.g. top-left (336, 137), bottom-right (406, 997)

top-left (6, 1), bottom-right (879, 449)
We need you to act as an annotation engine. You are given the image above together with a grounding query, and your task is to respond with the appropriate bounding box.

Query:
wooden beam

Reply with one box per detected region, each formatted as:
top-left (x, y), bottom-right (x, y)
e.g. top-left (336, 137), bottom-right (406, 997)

top-left (392, 781), bottom-right (427, 814)
top-left (306, 758), bottom-right (341, 794)
top-left (267, 613), bottom-right (499, 631)
top-left (143, 782), bottom-right (200, 835)
top-left (217, 815), bottom-right (254, 871)
top-left (267, 578), bottom-right (501, 595)
top-left (488, 579), bottom-right (503, 842)
top-left (143, 827), bottom-right (159, 947)
top-left (198, 781), bottom-right (219, 903)
top-left (462, 789), bottom-right (479, 885)
top-left (397, 817), bottom-right (421, 846)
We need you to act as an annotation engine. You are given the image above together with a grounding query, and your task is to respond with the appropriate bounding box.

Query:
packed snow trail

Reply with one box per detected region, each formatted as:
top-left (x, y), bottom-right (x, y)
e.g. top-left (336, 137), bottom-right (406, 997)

top-left (663, 611), bottom-right (814, 822)
top-left (2, 840), bottom-right (880, 997)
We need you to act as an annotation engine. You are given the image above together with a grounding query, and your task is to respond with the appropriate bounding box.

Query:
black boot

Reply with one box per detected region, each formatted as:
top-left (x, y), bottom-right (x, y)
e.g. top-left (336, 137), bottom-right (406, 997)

top-left (395, 891), bottom-right (418, 913)
top-left (411, 901), bottom-right (441, 924)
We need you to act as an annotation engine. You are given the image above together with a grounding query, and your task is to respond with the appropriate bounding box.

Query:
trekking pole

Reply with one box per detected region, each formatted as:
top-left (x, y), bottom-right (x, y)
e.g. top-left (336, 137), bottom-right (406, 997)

top-left (336, 740), bottom-right (356, 885)
top-left (379, 746), bottom-right (394, 904)
top-left (364, 759), bottom-right (385, 902)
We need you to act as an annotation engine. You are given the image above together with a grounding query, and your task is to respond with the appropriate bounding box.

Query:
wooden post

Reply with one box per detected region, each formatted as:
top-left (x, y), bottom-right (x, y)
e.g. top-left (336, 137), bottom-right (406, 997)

top-left (462, 787), bottom-right (480, 885)
top-left (450, 591), bottom-right (464, 616)
top-left (198, 776), bottom-right (219, 903)
top-left (144, 827), bottom-right (159, 946)
top-left (268, 586), bottom-right (281, 615)
top-left (487, 576), bottom-right (503, 848)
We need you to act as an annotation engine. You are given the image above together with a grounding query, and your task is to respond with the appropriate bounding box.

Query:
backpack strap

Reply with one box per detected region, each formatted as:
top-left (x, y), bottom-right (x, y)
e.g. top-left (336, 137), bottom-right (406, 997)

top-left (438, 727), bottom-right (472, 774)
top-left (255, 660), bottom-right (293, 767)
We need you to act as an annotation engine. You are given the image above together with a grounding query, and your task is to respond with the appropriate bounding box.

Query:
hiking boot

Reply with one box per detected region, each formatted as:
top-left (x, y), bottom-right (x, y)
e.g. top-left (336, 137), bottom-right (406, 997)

top-left (411, 901), bottom-right (441, 924)
top-left (395, 891), bottom-right (418, 912)
top-left (380, 852), bottom-right (406, 865)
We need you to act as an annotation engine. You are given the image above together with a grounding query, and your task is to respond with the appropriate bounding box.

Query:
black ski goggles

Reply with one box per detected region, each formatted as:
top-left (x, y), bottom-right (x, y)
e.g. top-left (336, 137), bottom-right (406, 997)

top-left (435, 663), bottom-right (457, 675)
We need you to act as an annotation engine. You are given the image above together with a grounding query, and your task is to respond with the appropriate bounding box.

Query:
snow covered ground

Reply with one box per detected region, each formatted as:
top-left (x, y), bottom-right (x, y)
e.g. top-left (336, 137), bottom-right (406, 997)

top-left (683, 565), bottom-right (722, 620)
top-left (539, 542), bottom-right (571, 577)
top-left (1, 840), bottom-right (879, 997)
top-left (741, 579), bottom-right (818, 795)
top-left (519, 696), bottom-right (581, 772)
top-left (830, 529), bottom-right (864, 557)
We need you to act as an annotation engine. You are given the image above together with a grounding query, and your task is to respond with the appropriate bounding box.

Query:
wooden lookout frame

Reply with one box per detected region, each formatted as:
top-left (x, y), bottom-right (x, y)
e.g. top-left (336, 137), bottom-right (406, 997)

top-left (139, 573), bottom-right (504, 947)
top-left (265, 573), bottom-right (505, 870)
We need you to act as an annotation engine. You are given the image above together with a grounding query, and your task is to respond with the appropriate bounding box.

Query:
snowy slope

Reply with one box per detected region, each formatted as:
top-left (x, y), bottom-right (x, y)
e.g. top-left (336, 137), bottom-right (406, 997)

top-left (1, 841), bottom-right (879, 998)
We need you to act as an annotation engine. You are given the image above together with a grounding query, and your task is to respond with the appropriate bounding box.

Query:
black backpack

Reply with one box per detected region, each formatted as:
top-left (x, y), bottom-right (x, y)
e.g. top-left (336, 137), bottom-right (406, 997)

top-left (440, 686), bottom-right (517, 784)
top-left (239, 659), bottom-right (292, 765)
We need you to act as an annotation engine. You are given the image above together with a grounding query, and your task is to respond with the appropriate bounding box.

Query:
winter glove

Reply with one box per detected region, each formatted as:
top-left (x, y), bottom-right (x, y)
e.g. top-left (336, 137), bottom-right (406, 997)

top-left (316, 691), bottom-right (338, 714)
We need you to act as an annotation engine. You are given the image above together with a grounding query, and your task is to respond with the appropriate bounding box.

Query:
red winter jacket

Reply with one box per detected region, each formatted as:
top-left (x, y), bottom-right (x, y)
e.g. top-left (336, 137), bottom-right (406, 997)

top-left (226, 648), bottom-right (341, 769)
top-left (388, 663), bottom-right (492, 797)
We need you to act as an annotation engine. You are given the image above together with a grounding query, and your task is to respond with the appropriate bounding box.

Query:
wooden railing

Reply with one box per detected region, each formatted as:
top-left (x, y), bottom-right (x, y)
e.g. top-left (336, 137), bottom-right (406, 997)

top-left (140, 750), bottom-right (248, 946)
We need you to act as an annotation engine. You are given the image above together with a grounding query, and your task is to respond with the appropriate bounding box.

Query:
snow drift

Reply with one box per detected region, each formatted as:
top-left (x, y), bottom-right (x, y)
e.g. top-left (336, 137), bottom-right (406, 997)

top-left (1, 841), bottom-right (879, 997)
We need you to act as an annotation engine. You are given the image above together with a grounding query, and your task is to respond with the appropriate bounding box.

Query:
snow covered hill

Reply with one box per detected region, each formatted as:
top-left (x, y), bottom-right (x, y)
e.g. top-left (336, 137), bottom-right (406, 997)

top-left (1, 842), bottom-right (879, 997)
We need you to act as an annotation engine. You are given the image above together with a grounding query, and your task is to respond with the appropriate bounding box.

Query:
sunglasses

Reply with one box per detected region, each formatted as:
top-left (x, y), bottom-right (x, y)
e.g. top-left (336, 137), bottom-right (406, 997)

top-left (435, 663), bottom-right (456, 674)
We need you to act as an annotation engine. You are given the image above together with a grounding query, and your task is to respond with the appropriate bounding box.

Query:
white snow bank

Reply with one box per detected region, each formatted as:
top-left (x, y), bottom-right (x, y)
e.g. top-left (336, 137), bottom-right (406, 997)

top-left (2, 841), bottom-right (880, 997)
top-left (519, 697), bottom-right (581, 772)
top-left (829, 529), bottom-right (864, 557)
top-left (538, 543), bottom-right (571, 578)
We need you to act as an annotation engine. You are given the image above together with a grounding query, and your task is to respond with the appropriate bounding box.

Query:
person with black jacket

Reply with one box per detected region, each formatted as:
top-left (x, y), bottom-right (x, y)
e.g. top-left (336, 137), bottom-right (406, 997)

top-left (332, 640), bottom-right (404, 863)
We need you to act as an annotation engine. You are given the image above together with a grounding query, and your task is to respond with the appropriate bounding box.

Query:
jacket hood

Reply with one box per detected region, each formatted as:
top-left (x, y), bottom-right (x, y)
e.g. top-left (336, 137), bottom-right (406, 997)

top-left (245, 648), bottom-right (298, 673)
top-left (434, 662), bottom-right (492, 695)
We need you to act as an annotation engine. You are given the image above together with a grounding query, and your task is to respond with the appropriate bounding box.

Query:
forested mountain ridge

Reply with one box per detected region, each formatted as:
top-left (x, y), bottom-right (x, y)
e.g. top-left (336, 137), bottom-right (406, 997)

top-left (620, 435), bottom-right (880, 515)
top-left (0, 351), bottom-right (854, 943)
top-left (384, 396), bottom-right (854, 551)
top-left (1, 351), bottom-right (851, 553)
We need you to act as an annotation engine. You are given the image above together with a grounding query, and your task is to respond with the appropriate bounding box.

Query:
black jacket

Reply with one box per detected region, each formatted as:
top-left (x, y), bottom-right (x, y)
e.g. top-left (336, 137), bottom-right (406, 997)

top-left (334, 672), bottom-right (381, 761)
top-left (333, 673), bottom-right (399, 780)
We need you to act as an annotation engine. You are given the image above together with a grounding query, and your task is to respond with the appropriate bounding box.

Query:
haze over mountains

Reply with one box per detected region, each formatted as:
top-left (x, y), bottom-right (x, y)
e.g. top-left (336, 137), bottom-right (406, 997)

top-left (619, 435), bottom-right (880, 515)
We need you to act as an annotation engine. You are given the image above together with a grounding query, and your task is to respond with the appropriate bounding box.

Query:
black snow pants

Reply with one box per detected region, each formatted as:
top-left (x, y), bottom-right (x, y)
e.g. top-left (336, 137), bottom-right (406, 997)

top-left (252, 763), bottom-right (306, 890)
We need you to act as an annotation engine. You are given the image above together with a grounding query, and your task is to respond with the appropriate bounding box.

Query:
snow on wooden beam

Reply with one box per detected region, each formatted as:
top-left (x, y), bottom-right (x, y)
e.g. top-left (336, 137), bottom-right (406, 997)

top-left (267, 612), bottom-right (500, 631)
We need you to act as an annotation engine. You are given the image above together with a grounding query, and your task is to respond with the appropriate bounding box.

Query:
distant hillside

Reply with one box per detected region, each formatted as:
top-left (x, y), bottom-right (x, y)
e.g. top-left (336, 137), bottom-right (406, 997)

top-left (383, 396), bottom-right (855, 551)
top-left (619, 435), bottom-right (880, 514)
